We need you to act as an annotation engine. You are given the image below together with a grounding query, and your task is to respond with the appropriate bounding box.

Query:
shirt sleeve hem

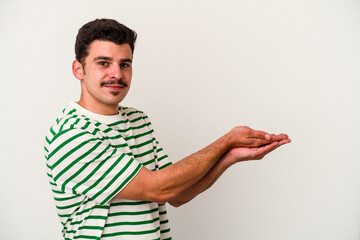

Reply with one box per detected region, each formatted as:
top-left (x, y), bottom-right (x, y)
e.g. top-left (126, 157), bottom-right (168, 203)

top-left (99, 163), bottom-right (143, 205)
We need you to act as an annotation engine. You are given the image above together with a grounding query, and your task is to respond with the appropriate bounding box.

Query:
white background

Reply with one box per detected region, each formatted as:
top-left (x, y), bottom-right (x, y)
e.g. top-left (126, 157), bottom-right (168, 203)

top-left (0, 0), bottom-right (359, 239)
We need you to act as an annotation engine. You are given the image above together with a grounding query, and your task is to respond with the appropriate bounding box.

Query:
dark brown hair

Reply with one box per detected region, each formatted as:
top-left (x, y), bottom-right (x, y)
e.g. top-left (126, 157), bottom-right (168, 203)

top-left (75, 18), bottom-right (137, 65)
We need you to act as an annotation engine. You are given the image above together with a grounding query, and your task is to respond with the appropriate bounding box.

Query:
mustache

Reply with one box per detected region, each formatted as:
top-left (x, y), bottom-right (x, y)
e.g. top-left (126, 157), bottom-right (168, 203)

top-left (100, 79), bottom-right (128, 88)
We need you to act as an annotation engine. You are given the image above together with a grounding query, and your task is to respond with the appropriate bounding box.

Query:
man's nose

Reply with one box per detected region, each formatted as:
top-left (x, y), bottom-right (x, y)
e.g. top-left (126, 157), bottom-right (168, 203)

top-left (110, 65), bottom-right (122, 79)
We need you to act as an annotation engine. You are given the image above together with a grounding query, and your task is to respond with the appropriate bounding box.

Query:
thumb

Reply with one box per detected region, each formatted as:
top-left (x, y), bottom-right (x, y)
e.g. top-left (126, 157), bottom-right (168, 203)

top-left (249, 131), bottom-right (271, 140)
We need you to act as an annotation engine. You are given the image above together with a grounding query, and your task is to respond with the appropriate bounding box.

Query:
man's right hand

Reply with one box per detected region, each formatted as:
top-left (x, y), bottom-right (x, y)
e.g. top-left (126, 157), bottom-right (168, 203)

top-left (227, 126), bottom-right (289, 148)
top-left (222, 136), bottom-right (291, 166)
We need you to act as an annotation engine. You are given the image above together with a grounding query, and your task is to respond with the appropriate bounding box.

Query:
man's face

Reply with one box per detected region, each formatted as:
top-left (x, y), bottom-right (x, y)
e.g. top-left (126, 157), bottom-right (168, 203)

top-left (75, 40), bottom-right (133, 115)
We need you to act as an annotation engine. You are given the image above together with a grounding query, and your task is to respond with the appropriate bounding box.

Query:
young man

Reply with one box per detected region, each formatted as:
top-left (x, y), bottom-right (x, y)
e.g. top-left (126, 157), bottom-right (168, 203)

top-left (44, 19), bottom-right (291, 240)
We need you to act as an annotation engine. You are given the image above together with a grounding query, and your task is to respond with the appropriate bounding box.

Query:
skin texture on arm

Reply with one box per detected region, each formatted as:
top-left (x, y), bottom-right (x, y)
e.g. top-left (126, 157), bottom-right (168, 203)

top-left (168, 137), bottom-right (291, 207)
top-left (116, 127), bottom-right (290, 204)
top-left (116, 132), bottom-right (231, 203)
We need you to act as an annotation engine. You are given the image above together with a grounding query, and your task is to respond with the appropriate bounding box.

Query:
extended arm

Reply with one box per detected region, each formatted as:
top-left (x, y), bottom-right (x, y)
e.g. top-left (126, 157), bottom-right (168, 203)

top-left (168, 137), bottom-right (291, 207)
top-left (116, 127), bottom-right (290, 204)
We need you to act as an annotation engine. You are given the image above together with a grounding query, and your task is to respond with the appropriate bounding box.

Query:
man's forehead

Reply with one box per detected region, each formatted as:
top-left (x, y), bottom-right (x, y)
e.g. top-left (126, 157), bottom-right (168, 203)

top-left (87, 40), bottom-right (132, 59)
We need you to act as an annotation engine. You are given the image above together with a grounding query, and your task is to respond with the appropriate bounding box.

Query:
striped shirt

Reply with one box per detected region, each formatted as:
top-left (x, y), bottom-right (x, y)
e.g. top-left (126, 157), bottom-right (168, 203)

top-left (44, 102), bottom-right (172, 240)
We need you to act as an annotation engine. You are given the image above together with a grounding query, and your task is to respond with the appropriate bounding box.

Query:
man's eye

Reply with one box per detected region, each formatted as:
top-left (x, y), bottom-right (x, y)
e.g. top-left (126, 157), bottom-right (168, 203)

top-left (120, 63), bottom-right (130, 68)
top-left (99, 62), bottom-right (108, 66)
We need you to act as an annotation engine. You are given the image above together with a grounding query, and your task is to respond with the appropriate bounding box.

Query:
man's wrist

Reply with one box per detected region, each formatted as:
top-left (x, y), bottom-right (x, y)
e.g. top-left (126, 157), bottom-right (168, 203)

top-left (219, 149), bottom-right (237, 168)
top-left (223, 129), bottom-right (235, 150)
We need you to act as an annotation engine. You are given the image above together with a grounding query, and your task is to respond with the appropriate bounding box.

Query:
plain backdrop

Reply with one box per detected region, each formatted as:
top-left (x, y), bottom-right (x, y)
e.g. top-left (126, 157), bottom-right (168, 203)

top-left (0, 0), bottom-right (359, 239)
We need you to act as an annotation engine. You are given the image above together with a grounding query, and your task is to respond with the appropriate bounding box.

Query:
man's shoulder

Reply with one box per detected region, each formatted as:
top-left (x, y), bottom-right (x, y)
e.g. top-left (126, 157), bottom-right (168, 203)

top-left (120, 106), bottom-right (145, 116)
top-left (45, 104), bottom-right (94, 144)
top-left (119, 106), bottom-right (150, 122)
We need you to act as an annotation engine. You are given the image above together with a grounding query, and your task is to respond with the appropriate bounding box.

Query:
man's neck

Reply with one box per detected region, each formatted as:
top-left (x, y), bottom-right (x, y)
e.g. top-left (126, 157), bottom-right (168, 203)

top-left (78, 99), bottom-right (119, 116)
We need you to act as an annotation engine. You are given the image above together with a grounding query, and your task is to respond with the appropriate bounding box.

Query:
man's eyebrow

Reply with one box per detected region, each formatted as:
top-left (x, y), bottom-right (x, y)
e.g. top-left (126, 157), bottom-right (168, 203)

top-left (93, 56), bottom-right (113, 61)
top-left (93, 56), bottom-right (132, 63)
top-left (121, 58), bottom-right (133, 63)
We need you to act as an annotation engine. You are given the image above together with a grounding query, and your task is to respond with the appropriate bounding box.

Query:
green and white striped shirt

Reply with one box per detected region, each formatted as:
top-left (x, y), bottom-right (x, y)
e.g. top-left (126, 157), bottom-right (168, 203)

top-left (44, 102), bottom-right (172, 240)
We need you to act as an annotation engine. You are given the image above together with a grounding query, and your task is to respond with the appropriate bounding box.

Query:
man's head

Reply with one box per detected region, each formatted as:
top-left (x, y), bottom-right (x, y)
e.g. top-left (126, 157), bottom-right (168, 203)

top-left (75, 18), bottom-right (137, 66)
top-left (73, 19), bottom-right (137, 115)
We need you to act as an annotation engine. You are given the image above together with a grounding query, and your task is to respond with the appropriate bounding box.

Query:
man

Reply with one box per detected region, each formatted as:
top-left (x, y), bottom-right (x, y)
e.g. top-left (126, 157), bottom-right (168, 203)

top-left (44, 18), bottom-right (290, 240)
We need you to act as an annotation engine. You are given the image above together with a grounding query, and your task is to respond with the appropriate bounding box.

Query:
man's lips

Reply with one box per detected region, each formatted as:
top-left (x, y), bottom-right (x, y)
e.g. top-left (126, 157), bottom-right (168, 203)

top-left (103, 84), bottom-right (126, 91)
top-left (101, 80), bottom-right (128, 92)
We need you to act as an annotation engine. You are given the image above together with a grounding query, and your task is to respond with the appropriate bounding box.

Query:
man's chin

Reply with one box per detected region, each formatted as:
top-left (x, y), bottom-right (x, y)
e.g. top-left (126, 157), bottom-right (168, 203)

top-left (105, 95), bottom-right (127, 106)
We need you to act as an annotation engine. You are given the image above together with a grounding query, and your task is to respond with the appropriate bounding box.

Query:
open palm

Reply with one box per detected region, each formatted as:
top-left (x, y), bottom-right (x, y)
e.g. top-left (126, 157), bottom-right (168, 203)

top-left (225, 138), bottom-right (291, 164)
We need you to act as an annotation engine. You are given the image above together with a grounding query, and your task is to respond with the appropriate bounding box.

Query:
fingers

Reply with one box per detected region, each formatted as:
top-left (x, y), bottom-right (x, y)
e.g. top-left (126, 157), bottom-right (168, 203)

top-left (250, 132), bottom-right (271, 140)
top-left (246, 127), bottom-right (288, 140)
top-left (231, 126), bottom-right (290, 148)
top-left (247, 132), bottom-right (289, 147)
top-left (227, 137), bottom-right (291, 162)
top-left (244, 129), bottom-right (272, 147)
top-left (257, 141), bottom-right (280, 155)
top-left (270, 133), bottom-right (289, 142)
top-left (253, 138), bottom-right (291, 159)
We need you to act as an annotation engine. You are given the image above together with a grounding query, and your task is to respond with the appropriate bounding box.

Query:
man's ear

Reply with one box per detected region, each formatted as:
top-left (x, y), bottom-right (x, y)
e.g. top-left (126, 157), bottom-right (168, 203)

top-left (72, 60), bottom-right (84, 80)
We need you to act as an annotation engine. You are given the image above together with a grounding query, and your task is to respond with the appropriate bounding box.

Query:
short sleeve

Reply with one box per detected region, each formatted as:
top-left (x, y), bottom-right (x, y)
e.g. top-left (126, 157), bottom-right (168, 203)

top-left (154, 139), bottom-right (172, 170)
top-left (137, 111), bottom-right (172, 170)
top-left (46, 128), bottom-right (142, 205)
